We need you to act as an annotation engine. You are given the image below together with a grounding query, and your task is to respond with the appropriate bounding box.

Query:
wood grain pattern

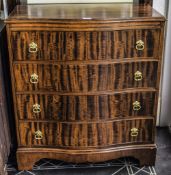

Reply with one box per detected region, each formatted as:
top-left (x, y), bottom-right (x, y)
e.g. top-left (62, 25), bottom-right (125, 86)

top-left (13, 62), bottom-right (158, 92)
top-left (18, 118), bottom-right (154, 148)
top-left (16, 92), bottom-right (157, 121)
top-left (17, 145), bottom-right (157, 170)
top-left (11, 30), bottom-right (160, 61)
top-left (6, 3), bottom-right (165, 170)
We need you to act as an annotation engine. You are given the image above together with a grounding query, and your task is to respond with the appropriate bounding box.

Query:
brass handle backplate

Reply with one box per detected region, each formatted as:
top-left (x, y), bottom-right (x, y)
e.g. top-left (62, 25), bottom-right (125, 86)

top-left (134, 71), bottom-right (143, 81)
top-left (33, 104), bottom-right (41, 113)
top-left (133, 101), bottom-right (141, 111)
top-left (34, 130), bottom-right (43, 140)
top-left (131, 128), bottom-right (139, 137)
top-left (30, 73), bottom-right (39, 84)
top-left (29, 42), bottom-right (38, 53)
top-left (136, 40), bottom-right (144, 50)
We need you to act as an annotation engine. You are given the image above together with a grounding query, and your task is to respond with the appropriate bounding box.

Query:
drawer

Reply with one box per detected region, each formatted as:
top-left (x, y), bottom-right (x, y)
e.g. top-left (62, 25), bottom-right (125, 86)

top-left (18, 119), bottom-right (154, 148)
top-left (13, 61), bottom-right (158, 92)
top-left (11, 29), bottom-right (160, 61)
top-left (16, 92), bottom-right (157, 121)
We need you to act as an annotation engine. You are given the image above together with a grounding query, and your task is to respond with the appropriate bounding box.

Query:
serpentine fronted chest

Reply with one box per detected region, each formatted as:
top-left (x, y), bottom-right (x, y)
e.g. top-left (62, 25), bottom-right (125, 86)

top-left (6, 4), bottom-right (165, 170)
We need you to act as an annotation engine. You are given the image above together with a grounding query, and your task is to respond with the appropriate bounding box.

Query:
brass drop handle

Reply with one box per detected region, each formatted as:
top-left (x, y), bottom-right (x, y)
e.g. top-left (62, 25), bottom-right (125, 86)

top-left (131, 128), bottom-right (139, 137)
top-left (30, 73), bottom-right (39, 84)
top-left (133, 101), bottom-right (141, 111)
top-left (34, 130), bottom-right (43, 140)
top-left (33, 104), bottom-right (41, 113)
top-left (136, 40), bottom-right (144, 51)
top-left (29, 42), bottom-right (38, 53)
top-left (134, 71), bottom-right (143, 81)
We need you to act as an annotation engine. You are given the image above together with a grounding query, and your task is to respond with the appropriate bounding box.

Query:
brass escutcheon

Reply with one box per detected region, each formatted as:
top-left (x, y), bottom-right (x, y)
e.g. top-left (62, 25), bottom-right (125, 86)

top-left (34, 130), bottom-right (43, 140)
top-left (29, 42), bottom-right (38, 53)
top-left (134, 71), bottom-right (143, 81)
top-left (30, 73), bottom-right (39, 84)
top-left (133, 101), bottom-right (141, 111)
top-left (33, 104), bottom-right (41, 113)
top-left (131, 128), bottom-right (139, 137)
top-left (136, 40), bottom-right (144, 50)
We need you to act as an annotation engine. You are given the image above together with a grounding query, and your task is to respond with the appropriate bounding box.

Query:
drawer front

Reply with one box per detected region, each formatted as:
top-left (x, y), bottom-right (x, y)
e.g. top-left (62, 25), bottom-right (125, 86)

top-left (16, 92), bottom-right (157, 121)
top-left (11, 29), bottom-right (160, 61)
top-left (13, 61), bottom-right (158, 92)
top-left (18, 119), bottom-right (154, 148)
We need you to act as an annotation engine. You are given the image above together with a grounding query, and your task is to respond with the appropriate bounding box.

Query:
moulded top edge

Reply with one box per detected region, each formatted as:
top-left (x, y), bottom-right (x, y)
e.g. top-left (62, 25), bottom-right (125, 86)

top-left (6, 4), bottom-right (165, 23)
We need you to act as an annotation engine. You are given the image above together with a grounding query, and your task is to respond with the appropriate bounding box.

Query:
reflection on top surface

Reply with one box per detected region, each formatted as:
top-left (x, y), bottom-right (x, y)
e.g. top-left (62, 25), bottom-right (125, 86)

top-left (7, 4), bottom-right (164, 21)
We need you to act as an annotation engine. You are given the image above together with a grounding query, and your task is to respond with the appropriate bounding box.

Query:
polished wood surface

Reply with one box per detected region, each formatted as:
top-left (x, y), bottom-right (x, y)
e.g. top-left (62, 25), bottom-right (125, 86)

top-left (6, 3), bottom-right (165, 170)
top-left (11, 30), bottom-right (160, 61)
top-left (7, 4), bottom-right (163, 22)
top-left (13, 62), bottom-right (158, 92)
top-left (16, 92), bottom-right (157, 121)
top-left (17, 145), bottom-right (156, 170)
top-left (18, 118), bottom-right (154, 148)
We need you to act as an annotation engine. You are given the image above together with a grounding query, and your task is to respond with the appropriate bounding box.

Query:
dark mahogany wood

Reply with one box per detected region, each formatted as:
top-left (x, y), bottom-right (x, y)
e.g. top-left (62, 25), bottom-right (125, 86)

top-left (17, 145), bottom-right (156, 170)
top-left (18, 118), bottom-right (154, 147)
top-left (6, 4), bottom-right (165, 170)
top-left (13, 62), bottom-right (158, 92)
top-left (11, 30), bottom-right (160, 61)
top-left (16, 92), bottom-right (157, 121)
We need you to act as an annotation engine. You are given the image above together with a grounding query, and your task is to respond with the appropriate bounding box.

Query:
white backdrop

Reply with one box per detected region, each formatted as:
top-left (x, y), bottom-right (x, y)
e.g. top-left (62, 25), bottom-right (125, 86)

top-left (155, 0), bottom-right (171, 126)
top-left (28, 0), bottom-right (132, 4)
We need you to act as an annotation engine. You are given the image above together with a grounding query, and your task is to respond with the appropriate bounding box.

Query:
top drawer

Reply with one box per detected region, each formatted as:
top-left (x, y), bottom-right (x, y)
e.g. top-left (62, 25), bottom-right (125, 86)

top-left (11, 29), bottom-right (160, 61)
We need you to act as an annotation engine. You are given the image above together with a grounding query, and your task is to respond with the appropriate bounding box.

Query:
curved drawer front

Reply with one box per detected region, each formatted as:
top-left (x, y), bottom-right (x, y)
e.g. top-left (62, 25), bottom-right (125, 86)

top-left (16, 92), bottom-right (157, 121)
top-left (18, 119), bottom-right (154, 148)
top-left (13, 61), bottom-right (158, 92)
top-left (11, 29), bottom-right (160, 61)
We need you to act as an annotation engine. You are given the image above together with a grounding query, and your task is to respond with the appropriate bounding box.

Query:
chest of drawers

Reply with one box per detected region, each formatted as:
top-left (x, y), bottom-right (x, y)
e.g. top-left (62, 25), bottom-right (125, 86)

top-left (6, 4), bottom-right (165, 170)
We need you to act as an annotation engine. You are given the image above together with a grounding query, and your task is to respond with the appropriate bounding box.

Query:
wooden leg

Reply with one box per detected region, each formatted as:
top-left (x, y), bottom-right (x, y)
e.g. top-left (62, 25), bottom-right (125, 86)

top-left (16, 145), bottom-right (157, 170)
top-left (17, 151), bottom-right (39, 171)
top-left (138, 148), bottom-right (156, 167)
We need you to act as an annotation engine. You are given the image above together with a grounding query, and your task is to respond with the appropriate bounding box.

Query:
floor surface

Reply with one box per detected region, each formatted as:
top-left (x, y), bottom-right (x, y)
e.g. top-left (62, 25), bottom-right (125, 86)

top-left (7, 127), bottom-right (171, 175)
top-left (155, 127), bottom-right (171, 175)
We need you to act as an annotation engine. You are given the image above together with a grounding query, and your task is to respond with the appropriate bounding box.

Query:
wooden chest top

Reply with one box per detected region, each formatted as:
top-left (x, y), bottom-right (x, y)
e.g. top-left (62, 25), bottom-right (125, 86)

top-left (6, 4), bottom-right (164, 23)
